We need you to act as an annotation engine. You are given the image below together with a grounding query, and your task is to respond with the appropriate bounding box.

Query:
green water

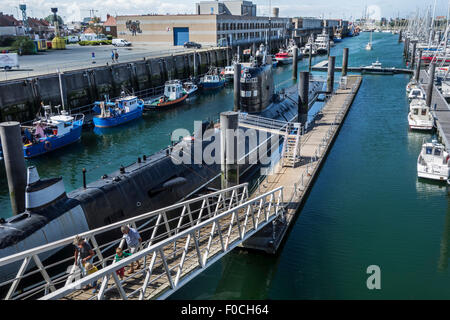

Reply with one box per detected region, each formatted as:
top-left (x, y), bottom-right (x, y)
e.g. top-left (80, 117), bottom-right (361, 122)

top-left (168, 33), bottom-right (450, 299)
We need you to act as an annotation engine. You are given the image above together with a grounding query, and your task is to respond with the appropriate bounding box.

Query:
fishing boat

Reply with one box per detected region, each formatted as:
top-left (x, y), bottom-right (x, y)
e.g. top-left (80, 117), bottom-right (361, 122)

top-left (408, 99), bottom-right (434, 130)
top-left (417, 140), bottom-right (450, 181)
top-left (92, 94), bottom-right (144, 128)
top-left (199, 68), bottom-right (225, 90)
top-left (315, 29), bottom-right (332, 54)
top-left (301, 35), bottom-right (318, 56)
top-left (145, 80), bottom-right (188, 110)
top-left (22, 105), bottom-right (84, 158)
top-left (221, 65), bottom-right (235, 81)
top-left (274, 50), bottom-right (293, 64)
top-left (183, 80), bottom-right (199, 97)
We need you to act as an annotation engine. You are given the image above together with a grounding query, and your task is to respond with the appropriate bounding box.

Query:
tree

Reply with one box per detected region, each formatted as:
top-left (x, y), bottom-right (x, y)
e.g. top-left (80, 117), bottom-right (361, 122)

top-left (44, 14), bottom-right (64, 26)
top-left (11, 36), bottom-right (35, 55)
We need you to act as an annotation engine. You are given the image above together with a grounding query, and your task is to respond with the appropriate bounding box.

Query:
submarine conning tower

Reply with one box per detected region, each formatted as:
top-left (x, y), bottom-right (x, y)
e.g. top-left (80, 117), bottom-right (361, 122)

top-left (25, 166), bottom-right (67, 211)
top-left (240, 44), bottom-right (274, 114)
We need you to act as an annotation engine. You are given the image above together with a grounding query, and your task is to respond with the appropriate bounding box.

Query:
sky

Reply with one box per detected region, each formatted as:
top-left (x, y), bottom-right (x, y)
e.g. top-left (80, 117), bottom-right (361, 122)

top-left (2, 0), bottom-right (450, 22)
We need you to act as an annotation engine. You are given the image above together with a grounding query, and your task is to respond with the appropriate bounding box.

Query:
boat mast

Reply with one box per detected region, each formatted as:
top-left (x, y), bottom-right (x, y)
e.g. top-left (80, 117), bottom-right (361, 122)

top-left (428, 0), bottom-right (437, 48)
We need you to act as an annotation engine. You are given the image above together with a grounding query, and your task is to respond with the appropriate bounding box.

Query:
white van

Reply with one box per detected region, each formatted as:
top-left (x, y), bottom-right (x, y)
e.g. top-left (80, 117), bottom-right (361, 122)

top-left (67, 35), bottom-right (79, 43)
top-left (0, 53), bottom-right (19, 70)
top-left (112, 39), bottom-right (131, 47)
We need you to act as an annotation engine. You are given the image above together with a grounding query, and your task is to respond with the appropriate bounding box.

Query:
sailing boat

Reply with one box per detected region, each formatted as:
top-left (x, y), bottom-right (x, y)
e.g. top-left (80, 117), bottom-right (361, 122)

top-left (365, 30), bottom-right (373, 50)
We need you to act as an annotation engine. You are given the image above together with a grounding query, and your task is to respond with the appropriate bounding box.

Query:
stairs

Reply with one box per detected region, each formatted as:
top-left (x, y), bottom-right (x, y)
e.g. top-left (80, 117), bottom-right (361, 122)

top-left (282, 124), bottom-right (301, 167)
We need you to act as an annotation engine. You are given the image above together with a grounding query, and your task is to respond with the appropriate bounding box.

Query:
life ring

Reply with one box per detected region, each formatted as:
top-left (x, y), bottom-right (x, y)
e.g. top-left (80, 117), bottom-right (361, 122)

top-left (44, 141), bottom-right (52, 151)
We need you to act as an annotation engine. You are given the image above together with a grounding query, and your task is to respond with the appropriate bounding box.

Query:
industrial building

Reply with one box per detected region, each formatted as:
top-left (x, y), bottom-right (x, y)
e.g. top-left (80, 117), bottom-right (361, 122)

top-left (116, 0), bottom-right (290, 47)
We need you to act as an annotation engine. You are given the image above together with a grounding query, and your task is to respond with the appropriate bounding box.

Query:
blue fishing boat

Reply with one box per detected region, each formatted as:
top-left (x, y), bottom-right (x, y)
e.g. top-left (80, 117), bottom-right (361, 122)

top-left (199, 68), bottom-right (225, 90)
top-left (93, 94), bottom-right (144, 128)
top-left (22, 105), bottom-right (84, 159)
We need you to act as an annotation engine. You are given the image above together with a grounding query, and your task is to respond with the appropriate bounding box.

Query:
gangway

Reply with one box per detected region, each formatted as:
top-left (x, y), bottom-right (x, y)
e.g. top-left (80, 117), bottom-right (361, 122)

top-left (238, 113), bottom-right (302, 168)
top-left (0, 183), bottom-right (285, 300)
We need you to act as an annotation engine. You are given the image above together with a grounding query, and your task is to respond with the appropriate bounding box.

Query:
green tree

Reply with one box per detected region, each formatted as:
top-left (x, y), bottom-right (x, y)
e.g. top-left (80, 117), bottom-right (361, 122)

top-left (44, 15), bottom-right (64, 26)
top-left (11, 36), bottom-right (35, 55)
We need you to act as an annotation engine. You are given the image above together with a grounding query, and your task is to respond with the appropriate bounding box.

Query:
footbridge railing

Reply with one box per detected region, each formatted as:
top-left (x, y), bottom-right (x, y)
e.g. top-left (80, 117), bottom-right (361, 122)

top-left (40, 186), bottom-right (284, 300)
top-left (0, 183), bottom-right (250, 300)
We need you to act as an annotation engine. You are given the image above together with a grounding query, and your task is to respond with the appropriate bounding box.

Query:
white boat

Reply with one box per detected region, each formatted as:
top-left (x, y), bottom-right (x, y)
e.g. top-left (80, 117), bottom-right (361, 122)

top-left (406, 80), bottom-right (418, 94)
top-left (441, 80), bottom-right (450, 99)
top-left (417, 140), bottom-right (450, 181)
top-left (221, 65), bottom-right (235, 81)
top-left (408, 99), bottom-right (434, 130)
top-left (408, 87), bottom-right (426, 101)
top-left (361, 60), bottom-right (394, 74)
top-left (182, 81), bottom-right (198, 96)
top-left (315, 29), bottom-right (331, 54)
top-left (365, 31), bottom-right (373, 50)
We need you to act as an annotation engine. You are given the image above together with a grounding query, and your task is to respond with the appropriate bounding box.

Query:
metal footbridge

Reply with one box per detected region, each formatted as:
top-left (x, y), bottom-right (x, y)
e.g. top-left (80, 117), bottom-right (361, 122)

top-left (0, 183), bottom-right (285, 300)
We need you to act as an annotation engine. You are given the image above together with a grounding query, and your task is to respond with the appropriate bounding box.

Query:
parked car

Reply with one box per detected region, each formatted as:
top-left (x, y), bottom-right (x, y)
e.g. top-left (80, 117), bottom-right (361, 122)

top-left (112, 39), bottom-right (132, 47)
top-left (184, 42), bottom-right (201, 49)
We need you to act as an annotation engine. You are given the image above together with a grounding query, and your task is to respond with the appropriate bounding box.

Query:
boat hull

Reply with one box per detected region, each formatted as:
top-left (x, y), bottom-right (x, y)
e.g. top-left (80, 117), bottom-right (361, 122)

top-left (23, 122), bottom-right (83, 159)
top-left (275, 57), bottom-right (293, 64)
top-left (200, 81), bottom-right (225, 90)
top-left (93, 107), bottom-right (143, 128)
top-left (145, 94), bottom-right (188, 110)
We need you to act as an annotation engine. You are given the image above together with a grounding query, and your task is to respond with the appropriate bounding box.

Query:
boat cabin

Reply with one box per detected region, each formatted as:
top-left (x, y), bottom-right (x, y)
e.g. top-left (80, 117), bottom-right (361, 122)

top-left (116, 96), bottom-right (140, 113)
top-left (164, 81), bottom-right (184, 101)
top-left (421, 142), bottom-right (449, 165)
top-left (409, 88), bottom-right (425, 100)
top-left (202, 75), bottom-right (221, 83)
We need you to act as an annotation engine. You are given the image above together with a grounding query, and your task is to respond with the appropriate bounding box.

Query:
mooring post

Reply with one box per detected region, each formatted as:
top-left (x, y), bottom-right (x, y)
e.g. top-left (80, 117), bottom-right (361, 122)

top-left (399, 30), bottom-right (403, 43)
top-left (308, 43), bottom-right (312, 72)
top-left (327, 56), bottom-right (336, 94)
top-left (252, 42), bottom-right (257, 56)
top-left (426, 62), bottom-right (436, 108)
top-left (292, 46), bottom-right (298, 80)
top-left (327, 39), bottom-right (331, 58)
top-left (415, 50), bottom-right (422, 83)
top-left (193, 51), bottom-right (198, 77)
top-left (298, 71), bottom-right (309, 126)
top-left (342, 48), bottom-right (349, 77)
top-left (233, 63), bottom-right (241, 112)
top-left (220, 111), bottom-right (239, 191)
top-left (411, 42), bottom-right (417, 69)
top-left (0, 122), bottom-right (27, 215)
top-left (226, 47), bottom-right (230, 66)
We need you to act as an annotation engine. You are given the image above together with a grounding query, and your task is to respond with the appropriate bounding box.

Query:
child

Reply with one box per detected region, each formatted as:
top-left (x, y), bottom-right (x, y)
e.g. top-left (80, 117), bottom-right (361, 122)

top-left (114, 247), bottom-right (132, 280)
top-left (84, 262), bottom-right (100, 293)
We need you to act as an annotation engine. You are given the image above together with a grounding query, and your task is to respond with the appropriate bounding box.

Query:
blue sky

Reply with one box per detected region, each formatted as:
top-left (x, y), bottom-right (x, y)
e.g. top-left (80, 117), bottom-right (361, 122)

top-left (2, 0), bottom-right (449, 22)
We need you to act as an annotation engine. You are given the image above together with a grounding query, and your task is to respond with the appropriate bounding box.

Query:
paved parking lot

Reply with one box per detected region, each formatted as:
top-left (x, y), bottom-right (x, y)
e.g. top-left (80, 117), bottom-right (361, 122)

top-left (0, 43), bottom-right (216, 81)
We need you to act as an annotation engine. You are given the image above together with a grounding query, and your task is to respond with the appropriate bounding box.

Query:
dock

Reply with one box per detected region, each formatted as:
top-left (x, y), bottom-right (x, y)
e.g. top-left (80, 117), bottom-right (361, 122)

top-left (419, 69), bottom-right (450, 148)
top-left (242, 75), bottom-right (363, 253)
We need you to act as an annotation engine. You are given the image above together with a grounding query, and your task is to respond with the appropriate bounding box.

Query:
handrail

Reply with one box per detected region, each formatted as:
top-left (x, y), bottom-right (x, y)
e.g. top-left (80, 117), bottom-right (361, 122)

top-left (40, 186), bottom-right (284, 300)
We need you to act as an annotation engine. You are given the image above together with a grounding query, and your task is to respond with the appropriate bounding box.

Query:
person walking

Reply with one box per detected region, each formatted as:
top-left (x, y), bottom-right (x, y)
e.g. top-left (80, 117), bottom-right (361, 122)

top-left (111, 50), bottom-right (115, 63)
top-left (91, 51), bottom-right (96, 64)
top-left (114, 247), bottom-right (132, 280)
top-left (120, 225), bottom-right (142, 274)
top-left (73, 235), bottom-right (95, 276)
top-left (114, 50), bottom-right (119, 63)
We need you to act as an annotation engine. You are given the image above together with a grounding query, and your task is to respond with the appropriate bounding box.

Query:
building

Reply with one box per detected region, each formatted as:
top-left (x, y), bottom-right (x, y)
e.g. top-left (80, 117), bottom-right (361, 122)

top-left (196, 0), bottom-right (256, 16)
top-left (0, 12), bottom-right (23, 36)
top-left (103, 14), bottom-right (117, 38)
top-left (116, 1), bottom-right (289, 47)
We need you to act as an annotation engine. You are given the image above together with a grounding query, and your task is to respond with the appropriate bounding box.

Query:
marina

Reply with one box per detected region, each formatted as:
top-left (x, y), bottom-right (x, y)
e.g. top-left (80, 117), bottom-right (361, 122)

top-left (1, 0), bottom-right (450, 303)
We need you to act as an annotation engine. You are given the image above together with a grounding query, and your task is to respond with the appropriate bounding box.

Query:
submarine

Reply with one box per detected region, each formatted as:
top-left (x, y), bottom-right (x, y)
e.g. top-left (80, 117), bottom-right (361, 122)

top-left (0, 44), bottom-right (324, 282)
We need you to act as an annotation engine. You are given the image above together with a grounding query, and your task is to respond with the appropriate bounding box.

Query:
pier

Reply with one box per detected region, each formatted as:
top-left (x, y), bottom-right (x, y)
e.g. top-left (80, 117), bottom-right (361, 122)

top-left (242, 75), bottom-right (362, 253)
top-left (419, 69), bottom-right (450, 148)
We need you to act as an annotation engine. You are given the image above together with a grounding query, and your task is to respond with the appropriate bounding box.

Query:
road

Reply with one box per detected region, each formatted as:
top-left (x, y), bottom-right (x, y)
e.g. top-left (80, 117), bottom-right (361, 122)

top-left (0, 43), bottom-right (217, 81)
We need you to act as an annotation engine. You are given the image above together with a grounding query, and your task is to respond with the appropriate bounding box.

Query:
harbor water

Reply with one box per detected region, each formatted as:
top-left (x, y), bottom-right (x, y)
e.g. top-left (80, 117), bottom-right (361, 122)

top-left (170, 32), bottom-right (450, 299)
top-left (1, 32), bottom-right (449, 299)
